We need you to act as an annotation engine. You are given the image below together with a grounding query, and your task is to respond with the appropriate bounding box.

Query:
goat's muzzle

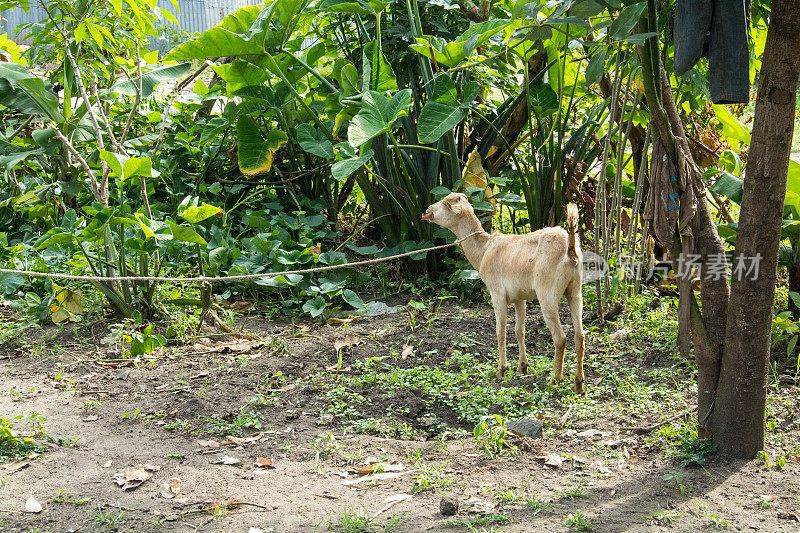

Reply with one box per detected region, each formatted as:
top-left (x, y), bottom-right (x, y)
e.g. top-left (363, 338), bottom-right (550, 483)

top-left (421, 210), bottom-right (434, 221)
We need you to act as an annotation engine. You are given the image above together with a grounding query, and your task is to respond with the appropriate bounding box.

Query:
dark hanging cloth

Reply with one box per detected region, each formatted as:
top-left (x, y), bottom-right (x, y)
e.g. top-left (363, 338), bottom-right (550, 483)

top-left (673, 0), bottom-right (750, 104)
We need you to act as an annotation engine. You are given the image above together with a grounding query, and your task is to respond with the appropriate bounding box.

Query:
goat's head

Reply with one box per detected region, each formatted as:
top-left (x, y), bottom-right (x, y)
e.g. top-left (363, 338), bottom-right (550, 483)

top-left (421, 192), bottom-right (471, 228)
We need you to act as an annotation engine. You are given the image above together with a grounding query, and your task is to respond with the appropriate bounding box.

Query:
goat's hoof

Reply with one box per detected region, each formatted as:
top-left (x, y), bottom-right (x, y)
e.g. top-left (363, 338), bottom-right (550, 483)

top-left (517, 362), bottom-right (529, 375)
top-left (573, 378), bottom-right (585, 395)
top-left (496, 366), bottom-right (509, 380)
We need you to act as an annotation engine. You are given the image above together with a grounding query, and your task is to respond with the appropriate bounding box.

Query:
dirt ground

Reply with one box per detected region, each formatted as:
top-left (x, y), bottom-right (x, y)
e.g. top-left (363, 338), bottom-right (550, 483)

top-left (0, 296), bottom-right (799, 532)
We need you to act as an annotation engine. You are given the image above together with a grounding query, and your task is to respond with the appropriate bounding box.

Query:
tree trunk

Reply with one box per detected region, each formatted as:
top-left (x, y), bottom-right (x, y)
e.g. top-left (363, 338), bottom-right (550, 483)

top-left (710, 0), bottom-right (800, 458)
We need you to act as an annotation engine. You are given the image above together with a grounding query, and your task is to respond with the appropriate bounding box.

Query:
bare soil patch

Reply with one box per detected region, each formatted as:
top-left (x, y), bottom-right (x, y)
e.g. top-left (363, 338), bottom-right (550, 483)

top-left (0, 297), bottom-right (798, 532)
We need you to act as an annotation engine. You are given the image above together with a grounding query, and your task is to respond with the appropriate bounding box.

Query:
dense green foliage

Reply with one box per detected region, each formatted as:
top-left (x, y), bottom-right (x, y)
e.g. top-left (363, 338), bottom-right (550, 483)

top-left (0, 0), bottom-right (798, 379)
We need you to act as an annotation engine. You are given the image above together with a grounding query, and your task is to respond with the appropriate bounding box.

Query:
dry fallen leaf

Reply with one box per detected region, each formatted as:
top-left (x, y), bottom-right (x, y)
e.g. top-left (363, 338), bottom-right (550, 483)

top-left (536, 453), bottom-right (563, 468)
top-left (254, 457), bottom-right (274, 469)
top-left (576, 429), bottom-right (610, 438)
top-left (113, 466), bottom-right (152, 490)
top-left (24, 496), bottom-right (42, 513)
top-left (224, 433), bottom-right (264, 446)
top-left (326, 316), bottom-right (358, 326)
top-left (355, 463), bottom-right (405, 475)
top-left (203, 498), bottom-right (242, 513)
top-left (333, 334), bottom-right (363, 352)
top-left (341, 470), bottom-right (414, 486)
top-left (220, 340), bottom-right (265, 354)
top-left (162, 477), bottom-right (182, 499)
top-left (401, 345), bottom-right (414, 359)
top-left (198, 439), bottom-right (220, 448)
top-left (211, 456), bottom-right (242, 466)
top-left (372, 494), bottom-right (412, 518)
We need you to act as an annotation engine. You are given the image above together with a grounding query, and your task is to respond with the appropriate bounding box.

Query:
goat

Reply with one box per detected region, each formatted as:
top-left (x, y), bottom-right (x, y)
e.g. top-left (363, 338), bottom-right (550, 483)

top-left (422, 193), bottom-right (585, 393)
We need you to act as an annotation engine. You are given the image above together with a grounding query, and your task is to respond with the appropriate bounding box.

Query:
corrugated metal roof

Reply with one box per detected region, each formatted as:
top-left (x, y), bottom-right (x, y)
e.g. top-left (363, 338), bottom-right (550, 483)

top-left (1, 0), bottom-right (263, 53)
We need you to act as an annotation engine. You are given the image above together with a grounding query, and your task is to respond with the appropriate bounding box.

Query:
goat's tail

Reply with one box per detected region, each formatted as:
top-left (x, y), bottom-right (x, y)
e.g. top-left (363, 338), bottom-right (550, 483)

top-left (566, 203), bottom-right (579, 266)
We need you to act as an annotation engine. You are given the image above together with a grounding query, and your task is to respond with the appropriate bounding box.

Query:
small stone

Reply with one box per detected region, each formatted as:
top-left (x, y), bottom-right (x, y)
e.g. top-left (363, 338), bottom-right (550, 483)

top-left (285, 409), bottom-right (300, 420)
top-left (439, 497), bottom-right (459, 516)
top-left (316, 414), bottom-right (334, 426)
top-left (364, 301), bottom-right (402, 316)
top-left (116, 368), bottom-right (131, 380)
top-left (506, 418), bottom-right (543, 439)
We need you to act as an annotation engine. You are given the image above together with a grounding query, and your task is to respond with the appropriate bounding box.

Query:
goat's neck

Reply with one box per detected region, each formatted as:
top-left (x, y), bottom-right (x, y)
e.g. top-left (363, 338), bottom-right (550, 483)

top-left (450, 216), bottom-right (490, 270)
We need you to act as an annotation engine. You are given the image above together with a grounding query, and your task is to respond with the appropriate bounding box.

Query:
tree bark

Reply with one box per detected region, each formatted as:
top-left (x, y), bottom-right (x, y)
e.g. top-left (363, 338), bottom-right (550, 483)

top-left (710, 0), bottom-right (800, 458)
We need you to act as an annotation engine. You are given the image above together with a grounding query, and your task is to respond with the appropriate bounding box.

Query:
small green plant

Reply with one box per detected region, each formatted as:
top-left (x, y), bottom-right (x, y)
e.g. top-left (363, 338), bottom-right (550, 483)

top-left (642, 509), bottom-right (684, 526)
top-left (331, 504), bottom-right (402, 532)
top-left (658, 424), bottom-right (716, 466)
top-left (525, 495), bottom-right (552, 516)
top-left (81, 400), bottom-right (101, 412)
top-left (756, 495), bottom-right (774, 509)
top-left (662, 470), bottom-right (687, 494)
top-left (446, 513), bottom-right (509, 530)
top-left (706, 511), bottom-right (729, 529)
top-left (121, 409), bottom-right (141, 420)
top-left (202, 408), bottom-right (262, 437)
top-left (91, 505), bottom-right (128, 527)
top-left (494, 486), bottom-right (525, 505)
top-left (413, 461), bottom-right (454, 492)
top-left (107, 315), bottom-right (167, 358)
top-left (563, 510), bottom-right (592, 531)
top-left (558, 479), bottom-right (589, 500)
top-left (473, 415), bottom-right (517, 459)
top-left (757, 450), bottom-right (772, 468)
top-left (0, 417), bottom-right (38, 461)
top-left (53, 489), bottom-right (91, 505)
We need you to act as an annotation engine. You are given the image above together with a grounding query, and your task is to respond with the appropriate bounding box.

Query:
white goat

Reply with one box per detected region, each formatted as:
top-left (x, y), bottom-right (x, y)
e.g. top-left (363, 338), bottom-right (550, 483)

top-left (422, 193), bottom-right (585, 393)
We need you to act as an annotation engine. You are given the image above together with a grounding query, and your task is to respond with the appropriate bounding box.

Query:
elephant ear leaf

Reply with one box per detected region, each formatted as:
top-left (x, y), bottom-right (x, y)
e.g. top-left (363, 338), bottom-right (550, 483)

top-left (347, 89), bottom-right (412, 147)
top-left (237, 114), bottom-right (288, 176)
top-left (0, 62), bottom-right (64, 123)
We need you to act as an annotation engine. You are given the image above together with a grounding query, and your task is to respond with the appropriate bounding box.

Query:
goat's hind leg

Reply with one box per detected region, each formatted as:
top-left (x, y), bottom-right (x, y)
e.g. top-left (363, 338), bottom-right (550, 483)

top-left (492, 296), bottom-right (509, 379)
top-left (541, 298), bottom-right (567, 386)
top-left (514, 301), bottom-right (529, 374)
top-left (568, 282), bottom-right (586, 394)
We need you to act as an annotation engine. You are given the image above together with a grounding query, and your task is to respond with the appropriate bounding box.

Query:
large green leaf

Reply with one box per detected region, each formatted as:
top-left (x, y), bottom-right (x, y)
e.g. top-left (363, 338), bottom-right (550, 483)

top-left (331, 149), bottom-right (374, 180)
top-left (713, 104), bottom-right (751, 145)
top-left (167, 221), bottom-right (207, 245)
top-left (0, 62), bottom-right (63, 123)
top-left (164, 5), bottom-right (265, 60)
top-left (608, 2), bottom-right (647, 41)
top-left (708, 171), bottom-right (744, 204)
top-left (165, 1), bottom-right (307, 60)
top-left (361, 42), bottom-right (397, 93)
top-left (214, 60), bottom-right (269, 93)
top-left (99, 150), bottom-right (152, 179)
top-left (107, 63), bottom-right (191, 98)
top-left (180, 203), bottom-right (224, 224)
top-left (409, 20), bottom-right (510, 68)
top-left (317, 0), bottom-right (388, 15)
top-left (237, 114), bottom-right (289, 176)
top-left (585, 49), bottom-right (606, 87)
top-left (297, 124), bottom-right (335, 159)
top-left (418, 101), bottom-right (465, 144)
top-left (347, 89), bottom-right (412, 147)
top-left (259, 0), bottom-right (309, 50)
top-left (528, 81), bottom-right (559, 115)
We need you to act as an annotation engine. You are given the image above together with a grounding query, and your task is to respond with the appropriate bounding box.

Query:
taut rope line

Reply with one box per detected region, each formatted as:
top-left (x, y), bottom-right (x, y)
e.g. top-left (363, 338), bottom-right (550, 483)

top-left (0, 231), bottom-right (484, 284)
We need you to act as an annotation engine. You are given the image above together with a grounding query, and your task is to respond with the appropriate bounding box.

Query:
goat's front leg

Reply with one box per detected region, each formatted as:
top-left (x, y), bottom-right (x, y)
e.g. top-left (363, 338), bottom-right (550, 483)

top-left (514, 301), bottom-right (529, 374)
top-left (492, 296), bottom-right (509, 379)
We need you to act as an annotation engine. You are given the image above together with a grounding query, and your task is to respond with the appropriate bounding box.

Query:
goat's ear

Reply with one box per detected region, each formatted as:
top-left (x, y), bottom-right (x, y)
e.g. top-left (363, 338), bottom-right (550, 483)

top-left (444, 197), bottom-right (464, 215)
